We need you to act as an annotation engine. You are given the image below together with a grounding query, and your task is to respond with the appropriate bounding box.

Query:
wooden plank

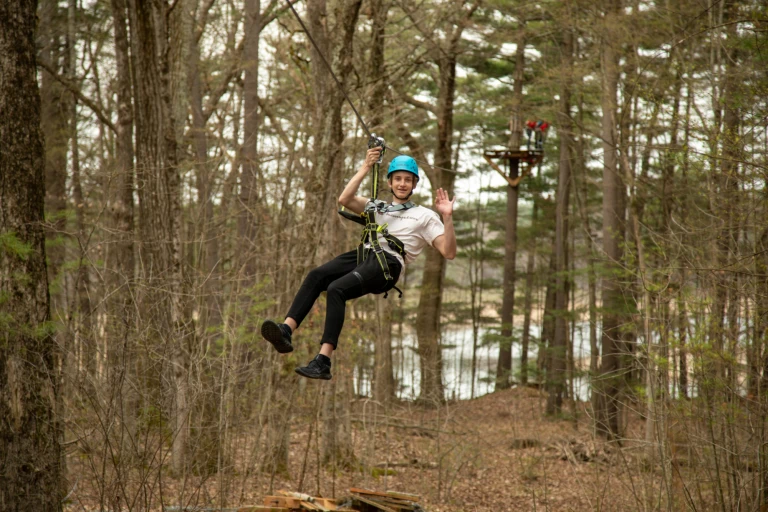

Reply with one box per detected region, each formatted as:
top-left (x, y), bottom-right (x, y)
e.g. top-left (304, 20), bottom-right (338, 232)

top-left (238, 507), bottom-right (291, 512)
top-left (263, 496), bottom-right (302, 509)
top-left (278, 491), bottom-right (313, 500)
top-left (165, 506), bottom-right (289, 512)
top-left (309, 499), bottom-right (336, 511)
top-left (275, 491), bottom-right (335, 511)
top-left (482, 154), bottom-right (532, 188)
top-left (483, 149), bottom-right (543, 160)
top-left (349, 488), bottom-right (421, 502)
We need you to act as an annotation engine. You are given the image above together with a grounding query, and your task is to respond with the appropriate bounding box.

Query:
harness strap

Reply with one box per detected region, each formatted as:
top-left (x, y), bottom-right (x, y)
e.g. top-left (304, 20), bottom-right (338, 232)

top-left (383, 286), bottom-right (403, 300)
top-left (338, 199), bottom-right (416, 292)
top-left (363, 209), bottom-right (392, 280)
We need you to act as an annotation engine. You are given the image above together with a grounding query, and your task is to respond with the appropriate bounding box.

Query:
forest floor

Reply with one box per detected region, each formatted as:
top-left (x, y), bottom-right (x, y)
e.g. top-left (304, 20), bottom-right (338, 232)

top-left (67, 386), bottom-right (689, 512)
top-left (297, 386), bottom-right (665, 512)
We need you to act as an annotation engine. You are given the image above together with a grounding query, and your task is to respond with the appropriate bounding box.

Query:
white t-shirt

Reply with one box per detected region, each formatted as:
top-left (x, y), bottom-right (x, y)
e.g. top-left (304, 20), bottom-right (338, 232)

top-left (373, 204), bottom-right (445, 266)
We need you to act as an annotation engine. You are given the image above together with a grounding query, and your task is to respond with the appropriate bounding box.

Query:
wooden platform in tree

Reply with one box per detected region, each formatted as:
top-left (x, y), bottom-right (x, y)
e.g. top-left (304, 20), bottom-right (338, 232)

top-left (483, 148), bottom-right (543, 165)
top-left (482, 148), bottom-right (543, 188)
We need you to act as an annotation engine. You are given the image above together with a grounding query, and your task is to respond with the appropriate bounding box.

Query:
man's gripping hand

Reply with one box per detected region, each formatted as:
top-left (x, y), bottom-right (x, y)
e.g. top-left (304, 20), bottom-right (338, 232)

top-left (338, 146), bottom-right (384, 214)
top-left (363, 146), bottom-right (383, 170)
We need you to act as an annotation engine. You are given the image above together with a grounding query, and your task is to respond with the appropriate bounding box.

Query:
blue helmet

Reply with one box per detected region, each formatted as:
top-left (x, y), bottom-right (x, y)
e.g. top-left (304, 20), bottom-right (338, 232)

top-left (387, 155), bottom-right (419, 183)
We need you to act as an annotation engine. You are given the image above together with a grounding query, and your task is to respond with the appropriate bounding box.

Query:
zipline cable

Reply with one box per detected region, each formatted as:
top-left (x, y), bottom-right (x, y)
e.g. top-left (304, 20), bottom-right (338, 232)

top-left (282, 0), bottom-right (462, 175)
top-left (283, 0), bottom-right (373, 138)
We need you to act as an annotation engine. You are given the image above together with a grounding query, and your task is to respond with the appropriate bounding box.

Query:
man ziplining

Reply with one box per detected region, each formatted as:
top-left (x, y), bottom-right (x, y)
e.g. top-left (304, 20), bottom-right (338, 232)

top-left (261, 145), bottom-right (457, 380)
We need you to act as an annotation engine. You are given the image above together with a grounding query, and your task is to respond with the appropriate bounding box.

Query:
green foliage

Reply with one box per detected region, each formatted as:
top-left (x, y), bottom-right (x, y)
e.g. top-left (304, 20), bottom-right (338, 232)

top-left (0, 231), bottom-right (34, 260)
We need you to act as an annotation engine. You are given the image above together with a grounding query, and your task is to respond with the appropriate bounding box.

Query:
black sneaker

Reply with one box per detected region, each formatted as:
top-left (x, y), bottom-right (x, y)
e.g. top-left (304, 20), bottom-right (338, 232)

top-left (295, 355), bottom-right (332, 380)
top-left (261, 320), bottom-right (293, 353)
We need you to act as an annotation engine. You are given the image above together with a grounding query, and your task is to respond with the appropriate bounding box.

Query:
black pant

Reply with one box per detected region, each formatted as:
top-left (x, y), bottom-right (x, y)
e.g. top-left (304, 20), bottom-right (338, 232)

top-left (286, 249), bottom-right (402, 349)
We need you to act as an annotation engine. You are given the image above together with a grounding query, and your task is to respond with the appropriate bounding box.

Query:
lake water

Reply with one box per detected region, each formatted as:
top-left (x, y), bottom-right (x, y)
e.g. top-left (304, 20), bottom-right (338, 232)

top-left (355, 323), bottom-right (595, 402)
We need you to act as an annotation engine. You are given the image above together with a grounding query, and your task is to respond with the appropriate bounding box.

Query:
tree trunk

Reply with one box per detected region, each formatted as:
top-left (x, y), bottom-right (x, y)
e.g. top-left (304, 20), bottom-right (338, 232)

top-left (678, 287), bottom-right (689, 399)
top-left (592, 0), bottom-right (626, 440)
top-left (38, 0), bottom-right (70, 494)
top-left (368, 0), bottom-right (396, 404)
top-left (0, 0), bottom-right (62, 506)
top-left (469, 199), bottom-right (487, 398)
top-left (414, 53), bottom-right (458, 403)
top-left (413, 29), bottom-right (472, 403)
top-left (709, 0), bottom-right (740, 395)
top-left (520, 169), bottom-right (539, 387)
top-left (239, 0), bottom-right (262, 278)
top-left (402, 5), bottom-right (477, 404)
top-left (66, 0), bottom-right (94, 384)
top-left (188, 0), bottom-right (220, 329)
top-left (264, 358), bottom-right (292, 476)
top-left (106, 0), bottom-right (138, 452)
top-left (415, 246), bottom-right (447, 403)
top-left (538, 251), bottom-right (557, 382)
top-left (39, 0), bottom-right (69, 295)
top-left (677, 78), bottom-right (693, 401)
top-left (70, 98), bottom-right (95, 382)
top-left (374, 296), bottom-right (396, 403)
top-left (130, 0), bottom-right (190, 475)
top-left (322, 357), bottom-right (356, 468)
top-left (496, 29), bottom-right (525, 391)
top-left (547, 27), bottom-right (572, 415)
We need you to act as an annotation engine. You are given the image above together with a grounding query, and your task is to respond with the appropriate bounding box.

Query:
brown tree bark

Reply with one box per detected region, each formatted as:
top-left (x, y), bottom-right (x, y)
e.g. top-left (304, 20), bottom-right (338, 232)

top-left (592, 0), bottom-right (627, 440)
top-left (496, 28), bottom-right (525, 391)
top-left (0, 0), bottom-right (62, 506)
top-left (188, 0), bottom-right (220, 329)
top-left (322, 354), bottom-right (355, 468)
top-left (374, 295), bottom-right (396, 403)
top-left (103, 0), bottom-right (139, 460)
top-left (66, 0), bottom-right (95, 384)
top-left (39, 0), bottom-right (69, 293)
top-left (547, 26), bottom-right (573, 415)
top-left (129, 0), bottom-right (190, 475)
top-left (38, 0), bottom-right (71, 492)
top-left (108, 0), bottom-right (136, 325)
top-left (239, 0), bottom-right (262, 278)
top-left (519, 179), bottom-right (538, 387)
top-left (538, 250), bottom-right (557, 380)
top-left (708, 0), bottom-right (740, 394)
top-left (368, 0), bottom-right (396, 405)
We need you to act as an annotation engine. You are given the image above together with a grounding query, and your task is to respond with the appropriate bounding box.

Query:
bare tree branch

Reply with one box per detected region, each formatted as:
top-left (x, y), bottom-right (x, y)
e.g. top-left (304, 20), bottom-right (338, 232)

top-left (395, 87), bottom-right (438, 115)
top-left (38, 58), bottom-right (117, 134)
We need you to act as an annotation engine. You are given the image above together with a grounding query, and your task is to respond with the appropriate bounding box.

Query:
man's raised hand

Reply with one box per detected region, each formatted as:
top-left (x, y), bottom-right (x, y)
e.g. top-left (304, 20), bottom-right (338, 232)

top-left (435, 188), bottom-right (455, 217)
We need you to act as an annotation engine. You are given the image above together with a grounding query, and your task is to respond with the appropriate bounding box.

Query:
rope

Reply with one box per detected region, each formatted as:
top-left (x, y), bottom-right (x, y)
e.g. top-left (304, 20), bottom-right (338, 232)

top-left (282, 0), bottom-right (462, 175)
